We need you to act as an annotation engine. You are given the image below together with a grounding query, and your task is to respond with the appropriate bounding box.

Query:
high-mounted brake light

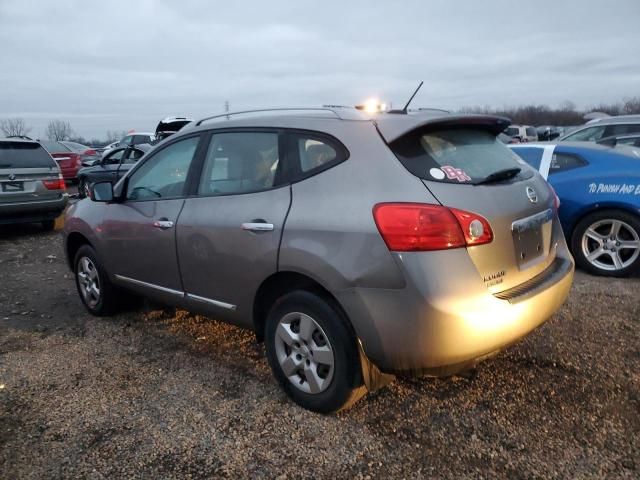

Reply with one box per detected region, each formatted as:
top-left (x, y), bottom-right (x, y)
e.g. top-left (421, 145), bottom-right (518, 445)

top-left (42, 174), bottom-right (66, 190)
top-left (373, 203), bottom-right (493, 252)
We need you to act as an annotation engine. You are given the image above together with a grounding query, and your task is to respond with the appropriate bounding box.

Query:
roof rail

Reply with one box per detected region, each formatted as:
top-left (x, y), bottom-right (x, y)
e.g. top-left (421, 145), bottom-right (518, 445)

top-left (195, 107), bottom-right (366, 126)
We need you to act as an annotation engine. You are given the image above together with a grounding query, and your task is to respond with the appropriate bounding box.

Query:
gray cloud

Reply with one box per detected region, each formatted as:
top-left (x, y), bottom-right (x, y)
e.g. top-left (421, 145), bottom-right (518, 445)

top-left (1, 0), bottom-right (639, 138)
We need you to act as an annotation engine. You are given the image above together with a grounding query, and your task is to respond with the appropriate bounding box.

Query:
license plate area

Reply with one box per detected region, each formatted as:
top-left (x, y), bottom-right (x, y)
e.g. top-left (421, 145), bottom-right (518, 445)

top-left (2, 181), bottom-right (24, 192)
top-left (512, 209), bottom-right (553, 270)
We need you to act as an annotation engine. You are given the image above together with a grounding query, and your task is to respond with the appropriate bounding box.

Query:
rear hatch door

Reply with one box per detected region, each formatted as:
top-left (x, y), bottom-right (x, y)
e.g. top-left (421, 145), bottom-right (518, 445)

top-left (0, 141), bottom-right (62, 203)
top-left (385, 117), bottom-right (557, 292)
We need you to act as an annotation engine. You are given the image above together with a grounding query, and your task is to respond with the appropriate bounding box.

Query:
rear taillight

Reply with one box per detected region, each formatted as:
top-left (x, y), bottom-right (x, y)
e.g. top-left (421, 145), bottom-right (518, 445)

top-left (85, 149), bottom-right (97, 156)
top-left (42, 174), bottom-right (66, 190)
top-left (372, 203), bottom-right (493, 252)
top-left (449, 208), bottom-right (493, 246)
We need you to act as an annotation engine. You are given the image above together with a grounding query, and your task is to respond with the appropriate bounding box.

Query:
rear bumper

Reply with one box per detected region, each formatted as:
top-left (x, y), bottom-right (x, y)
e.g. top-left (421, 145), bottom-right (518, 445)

top-left (337, 247), bottom-right (574, 375)
top-left (0, 196), bottom-right (68, 225)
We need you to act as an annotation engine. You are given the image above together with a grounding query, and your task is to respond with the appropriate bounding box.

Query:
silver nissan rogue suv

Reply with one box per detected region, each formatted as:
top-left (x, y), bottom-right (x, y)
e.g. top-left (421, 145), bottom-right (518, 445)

top-left (63, 107), bottom-right (574, 412)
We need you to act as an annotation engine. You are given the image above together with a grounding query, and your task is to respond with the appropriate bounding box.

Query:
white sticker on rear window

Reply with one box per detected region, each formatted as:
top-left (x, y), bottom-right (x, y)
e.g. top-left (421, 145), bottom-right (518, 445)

top-left (429, 167), bottom-right (445, 180)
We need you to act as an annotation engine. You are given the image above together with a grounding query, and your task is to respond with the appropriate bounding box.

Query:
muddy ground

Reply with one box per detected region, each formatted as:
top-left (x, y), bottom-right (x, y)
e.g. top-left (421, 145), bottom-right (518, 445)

top-left (0, 223), bottom-right (638, 479)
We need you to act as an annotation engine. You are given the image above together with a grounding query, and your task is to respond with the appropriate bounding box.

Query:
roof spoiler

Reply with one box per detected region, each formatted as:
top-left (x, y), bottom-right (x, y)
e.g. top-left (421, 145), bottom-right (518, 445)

top-left (374, 114), bottom-right (511, 143)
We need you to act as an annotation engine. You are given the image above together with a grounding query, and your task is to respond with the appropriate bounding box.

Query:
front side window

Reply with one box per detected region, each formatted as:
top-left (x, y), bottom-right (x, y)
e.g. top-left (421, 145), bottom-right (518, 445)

top-left (526, 127), bottom-right (537, 137)
top-left (120, 135), bottom-right (133, 146)
top-left (126, 136), bottom-right (199, 200)
top-left (505, 127), bottom-right (520, 137)
top-left (391, 128), bottom-right (526, 184)
top-left (123, 148), bottom-right (145, 164)
top-left (103, 149), bottom-right (125, 165)
top-left (564, 126), bottom-right (605, 142)
top-left (198, 132), bottom-right (280, 196)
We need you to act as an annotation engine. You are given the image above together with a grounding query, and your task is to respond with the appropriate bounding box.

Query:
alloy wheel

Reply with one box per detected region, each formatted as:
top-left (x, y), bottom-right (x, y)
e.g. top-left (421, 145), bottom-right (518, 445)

top-left (274, 312), bottom-right (335, 394)
top-left (581, 218), bottom-right (640, 271)
top-left (77, 256), bottom-right (101, 308)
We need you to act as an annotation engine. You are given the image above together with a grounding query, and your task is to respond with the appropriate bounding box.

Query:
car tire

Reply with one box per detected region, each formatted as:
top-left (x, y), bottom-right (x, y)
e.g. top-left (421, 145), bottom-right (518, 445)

top-left (41, 219), bottom-right (56, 231)
top-left (74, 245), bottom-right (123, 316)
top-left (78, 177), bottom-right (89, 198)
top-left (571, 209), bottom-right (640, 277)
top-left (264, 290), bottom-right (366, 413)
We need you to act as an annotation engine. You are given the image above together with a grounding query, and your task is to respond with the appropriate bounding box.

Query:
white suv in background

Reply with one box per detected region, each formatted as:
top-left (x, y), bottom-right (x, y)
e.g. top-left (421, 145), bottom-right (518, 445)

top-left (505, 125), bottom-right (538, 142)
top-left (558, 115), bottom-right (640, 142)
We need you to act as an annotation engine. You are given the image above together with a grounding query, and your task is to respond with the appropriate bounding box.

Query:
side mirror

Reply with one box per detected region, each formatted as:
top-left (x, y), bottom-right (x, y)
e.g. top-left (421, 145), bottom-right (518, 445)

top-left (90, 181), bottom-right (114, 202)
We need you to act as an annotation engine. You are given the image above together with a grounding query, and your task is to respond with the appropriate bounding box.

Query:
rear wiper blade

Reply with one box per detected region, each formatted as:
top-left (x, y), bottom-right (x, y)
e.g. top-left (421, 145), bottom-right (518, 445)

top-left (474, 167), bottom-right (521, 185)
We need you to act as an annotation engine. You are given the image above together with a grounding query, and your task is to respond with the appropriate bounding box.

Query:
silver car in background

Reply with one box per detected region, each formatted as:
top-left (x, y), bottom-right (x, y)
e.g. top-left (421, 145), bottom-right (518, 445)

top-left (1, 138), bottom-right (67, 229)
top-left (64, 108), bottom-right (574, 412)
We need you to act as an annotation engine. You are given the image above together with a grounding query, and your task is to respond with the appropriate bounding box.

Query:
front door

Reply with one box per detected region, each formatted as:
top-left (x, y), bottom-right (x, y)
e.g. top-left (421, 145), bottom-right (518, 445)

top-left (176, 130), bottom-right (291, 327)
top-left (99, 135), bottom-right (202, 301)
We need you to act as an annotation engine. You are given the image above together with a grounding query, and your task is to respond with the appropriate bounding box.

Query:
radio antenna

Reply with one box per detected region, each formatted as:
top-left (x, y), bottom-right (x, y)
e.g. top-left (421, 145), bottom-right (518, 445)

top-left (389, 81), bottom-right (424, 114)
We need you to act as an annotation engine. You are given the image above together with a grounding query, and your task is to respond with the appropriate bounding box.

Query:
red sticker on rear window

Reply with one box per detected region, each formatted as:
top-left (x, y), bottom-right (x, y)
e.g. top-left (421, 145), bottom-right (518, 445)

top-left (440, 165), bottom-right (471, 182)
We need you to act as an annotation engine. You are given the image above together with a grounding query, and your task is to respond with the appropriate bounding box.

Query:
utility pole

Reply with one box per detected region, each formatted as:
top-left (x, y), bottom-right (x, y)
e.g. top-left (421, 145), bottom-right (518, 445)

top-left (224, 100), bottom-right (230, 119)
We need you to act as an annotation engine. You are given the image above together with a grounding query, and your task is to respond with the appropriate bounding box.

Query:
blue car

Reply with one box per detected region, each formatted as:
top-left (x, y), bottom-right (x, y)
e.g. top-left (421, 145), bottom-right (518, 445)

top-left (510, 142), bottom-right (640, 277)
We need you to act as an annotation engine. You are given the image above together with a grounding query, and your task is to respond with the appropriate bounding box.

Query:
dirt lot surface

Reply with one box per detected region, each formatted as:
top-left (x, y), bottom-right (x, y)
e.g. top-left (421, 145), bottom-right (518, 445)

top-left (1, 224), bottom-right (638, 479)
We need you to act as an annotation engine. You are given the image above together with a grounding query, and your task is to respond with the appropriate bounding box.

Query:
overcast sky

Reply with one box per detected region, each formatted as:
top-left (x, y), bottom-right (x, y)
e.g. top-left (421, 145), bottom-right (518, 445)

top-left (1, 0), bottom-right (639, 139)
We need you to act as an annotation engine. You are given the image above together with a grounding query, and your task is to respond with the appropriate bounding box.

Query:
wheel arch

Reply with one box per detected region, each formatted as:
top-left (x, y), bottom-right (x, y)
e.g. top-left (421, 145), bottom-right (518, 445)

top-left (65, 231), bottom-right (94, 271)
top-left (252, 270), bottom-right (355, 343)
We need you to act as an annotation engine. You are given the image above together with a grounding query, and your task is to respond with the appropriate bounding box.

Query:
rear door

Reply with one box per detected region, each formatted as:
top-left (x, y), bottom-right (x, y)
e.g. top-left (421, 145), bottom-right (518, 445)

top-left (100, 134), bottom-right (203, 300)
top-left (176, 130), bottom-right (291, 327)
top-left (389, 127), bottom-right (557, 292)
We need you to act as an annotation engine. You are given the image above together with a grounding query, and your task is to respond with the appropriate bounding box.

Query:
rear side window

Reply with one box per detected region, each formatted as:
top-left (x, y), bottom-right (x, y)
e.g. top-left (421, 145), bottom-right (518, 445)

top-left (549, 153), bottom-right (587, 174)
top-left (198, 132), bottom-right (280, 196)
top-left (390, 129), bottom-right (525, 184)
top-left (0, 142), bottom-right (56, 168)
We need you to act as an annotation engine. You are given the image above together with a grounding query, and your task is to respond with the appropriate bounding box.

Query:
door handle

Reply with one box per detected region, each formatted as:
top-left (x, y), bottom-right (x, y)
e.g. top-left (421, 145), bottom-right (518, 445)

top-left (241, 222), bottom-right (274, 232)
top-left (153, 219), bottom-right (174, 229)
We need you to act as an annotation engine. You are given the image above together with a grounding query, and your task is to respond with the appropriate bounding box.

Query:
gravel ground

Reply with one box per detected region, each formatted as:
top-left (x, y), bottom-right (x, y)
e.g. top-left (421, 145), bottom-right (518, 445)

top-left (0, 224), bottom-right (638, 479)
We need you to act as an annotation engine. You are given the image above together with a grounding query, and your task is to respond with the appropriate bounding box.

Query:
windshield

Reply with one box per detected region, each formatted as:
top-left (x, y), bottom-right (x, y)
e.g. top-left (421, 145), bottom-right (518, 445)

top-left (0, 142), bottom-right (57, 168)
top-left (390, 128), bottom-right (528, 184)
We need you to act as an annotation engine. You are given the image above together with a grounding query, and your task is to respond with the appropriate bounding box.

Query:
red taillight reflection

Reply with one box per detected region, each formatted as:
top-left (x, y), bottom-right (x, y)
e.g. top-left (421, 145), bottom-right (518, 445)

top-left (42, 174), bottom-right (66, 190)
top-left (373, 203), bottom-right (493, 252)
top-left (85, 149), bottom-right (97, 156)
top-left (548, 184), bottom-right (560, 210)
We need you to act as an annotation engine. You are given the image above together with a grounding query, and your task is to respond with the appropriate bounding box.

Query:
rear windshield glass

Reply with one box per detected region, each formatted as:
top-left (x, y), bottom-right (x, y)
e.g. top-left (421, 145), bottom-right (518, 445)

top-left (0, 142), bottom-right (56, 168)
top-left (40, 140), bottom-right (70, 153)
top-left (390, 128), bottom-right (527, 184)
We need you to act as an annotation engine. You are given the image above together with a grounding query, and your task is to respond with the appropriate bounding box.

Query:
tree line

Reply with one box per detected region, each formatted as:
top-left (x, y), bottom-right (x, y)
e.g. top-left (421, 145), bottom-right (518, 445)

top-left (2, 96), bottom-right (639, 145)
top-left (459, 97), bottom-right (640, 126)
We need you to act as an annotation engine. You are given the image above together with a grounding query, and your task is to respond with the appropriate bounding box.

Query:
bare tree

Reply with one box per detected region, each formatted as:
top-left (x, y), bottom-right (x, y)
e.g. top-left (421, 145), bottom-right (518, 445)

top-left (0, 118), bottom-right (32, 137)
top-left (46, 120), bottom-right (73, 141)
top-left (105, 130), bottom-right (127, 143)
